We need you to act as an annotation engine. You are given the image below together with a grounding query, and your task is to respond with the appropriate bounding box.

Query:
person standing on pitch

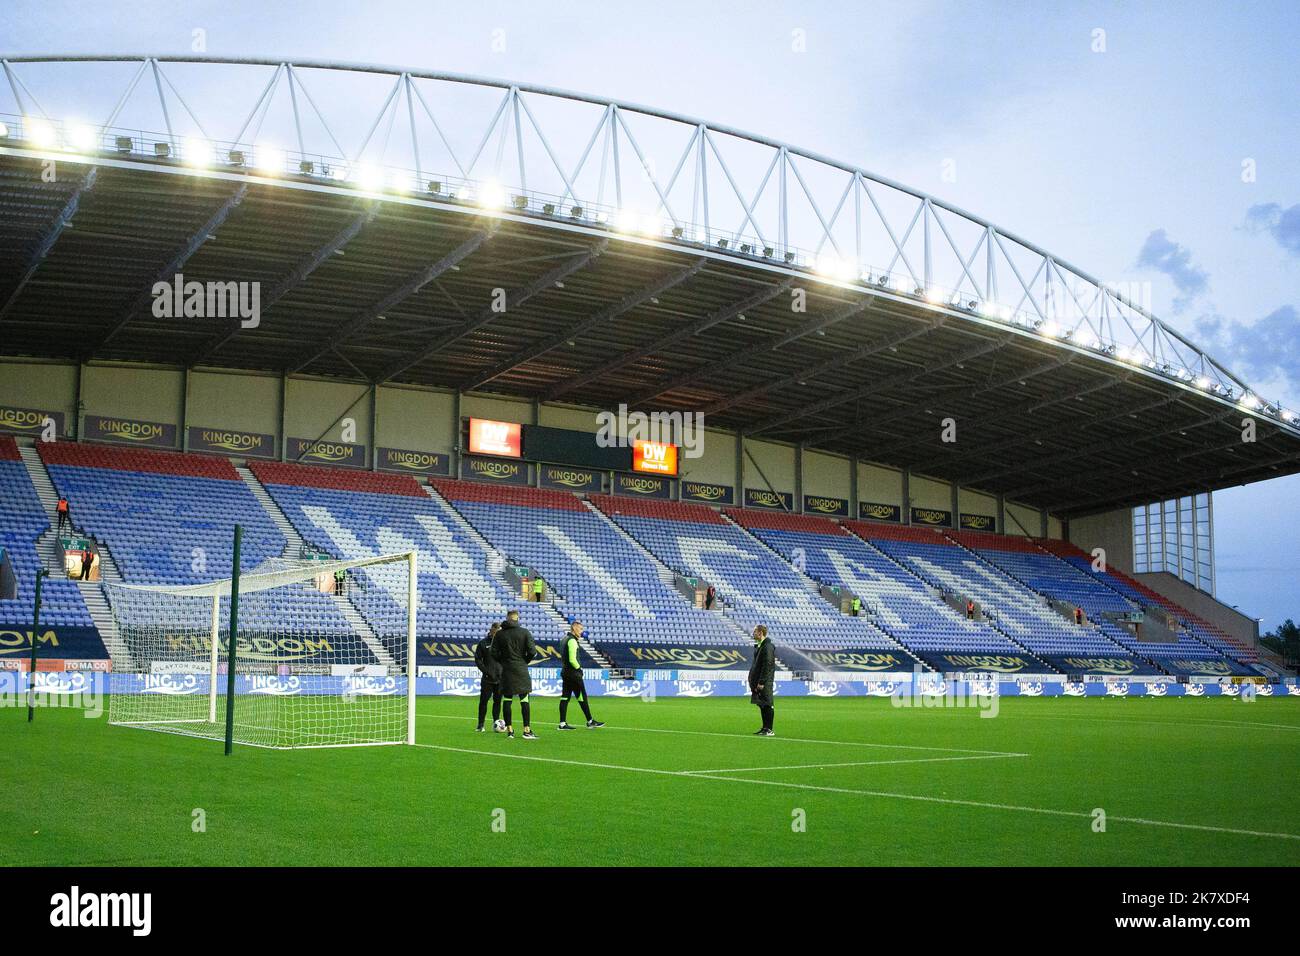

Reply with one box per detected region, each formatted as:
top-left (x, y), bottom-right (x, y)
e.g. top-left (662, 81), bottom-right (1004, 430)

top-left (492, 609), bottom-right (538, 739)
top-left (748, 624), bottom-right (775, 736)
top-left (557, 620), bottom-right (603, 730)
top-left (474, 622), bottom-right (504, 732)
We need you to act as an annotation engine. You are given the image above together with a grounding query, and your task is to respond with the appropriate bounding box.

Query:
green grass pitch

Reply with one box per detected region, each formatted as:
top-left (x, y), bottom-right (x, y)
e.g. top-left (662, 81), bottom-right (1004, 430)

top-left (4, 695), bottom-right (1298, 866)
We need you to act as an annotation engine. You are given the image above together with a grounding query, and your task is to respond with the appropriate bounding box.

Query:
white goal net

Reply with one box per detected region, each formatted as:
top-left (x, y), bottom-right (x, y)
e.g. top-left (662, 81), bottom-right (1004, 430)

top-left (106, 551), bottom-right (416, 749)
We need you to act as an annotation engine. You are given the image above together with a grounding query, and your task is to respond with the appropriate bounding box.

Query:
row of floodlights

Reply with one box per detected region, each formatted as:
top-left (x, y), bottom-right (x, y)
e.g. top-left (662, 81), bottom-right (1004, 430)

top-left (5, 118), bottom-right (1297, 429)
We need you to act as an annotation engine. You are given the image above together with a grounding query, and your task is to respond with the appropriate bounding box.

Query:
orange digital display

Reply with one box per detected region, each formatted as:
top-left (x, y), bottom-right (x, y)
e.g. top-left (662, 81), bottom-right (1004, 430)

top-left (468, 418), bottom-right (522, 458)
top-left (632, 439), bottom-right (678, 476)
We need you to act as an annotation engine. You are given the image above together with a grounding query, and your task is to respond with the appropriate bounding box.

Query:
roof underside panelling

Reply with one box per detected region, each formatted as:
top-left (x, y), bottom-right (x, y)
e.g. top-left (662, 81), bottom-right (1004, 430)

top-left (1, 153), bottom-right (1297, 518)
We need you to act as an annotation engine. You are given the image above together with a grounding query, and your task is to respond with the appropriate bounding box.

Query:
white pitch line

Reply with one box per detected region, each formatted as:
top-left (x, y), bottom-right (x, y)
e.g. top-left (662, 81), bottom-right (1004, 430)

top-left (682, 752), bottom-right (1029, 775)
top-left (408, 741), bottom-right (1300, 842)
top-left (414, 712), bottom-right (1022, 756)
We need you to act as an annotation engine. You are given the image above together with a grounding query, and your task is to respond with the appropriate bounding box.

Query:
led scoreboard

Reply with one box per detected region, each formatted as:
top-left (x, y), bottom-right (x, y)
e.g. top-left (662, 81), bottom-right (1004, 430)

top-left (463, 419), bottom-right (678, 476)
top-left (632, 439), bottom-right (678, 475)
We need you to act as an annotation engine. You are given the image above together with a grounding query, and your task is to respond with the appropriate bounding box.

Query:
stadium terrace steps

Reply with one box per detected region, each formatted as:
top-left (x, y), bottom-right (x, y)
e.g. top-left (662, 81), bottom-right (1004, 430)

top-left (584, 498), bottom-right (760, 653)
top-left (0, 438), bottom-right (105, 657)
top-left (582, 499), bottom-right (676, 587)
top-left (253, 464), bottom-right (561, 666)
top-left (592, 494), bottom-right (913, 669)
top-left (721, 509), bottom-right (825, 596)
top-left (1033, 537), bottom-right (1256, 663)
top-left (17, 444), bottom-right (65, 569)
top-left (841, 520), bottom-right (1110, 666)
top-left (74, 576), bottom-right (134, 669)
top-left (438, 481), bottom-right (750, 663)
top-left (240, 466), bottom-right (395, 668)
top-left (421, 483), bottom-right (511, 579)
top-left (238, 465), bottom-right (309, 559)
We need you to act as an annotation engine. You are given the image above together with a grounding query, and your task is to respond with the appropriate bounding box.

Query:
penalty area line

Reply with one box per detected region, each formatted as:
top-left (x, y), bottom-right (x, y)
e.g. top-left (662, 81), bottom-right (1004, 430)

top-left (408, 742), bottom-right (1300, 843)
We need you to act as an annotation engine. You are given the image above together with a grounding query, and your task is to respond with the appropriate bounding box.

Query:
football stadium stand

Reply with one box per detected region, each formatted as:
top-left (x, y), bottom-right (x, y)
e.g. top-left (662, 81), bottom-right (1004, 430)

top-left (434, 480), bottom-right (751, 670)
top-left (0, 437), bottom-right (104, 658)
top-left (590, 495), bottom-right (918, 672)
top-left (0, 435), bottom-right (1266, 680)
top-left (38, 442), bottom-right (360, 663)
top-left (1034, 537), bottom-right (1257, 666)
top-left (844, 520), bottom-right (1157, 673)
top-left (252, 464), bottom-right (580, 668)
top-left (726, 508), bottom-right (1032, 669)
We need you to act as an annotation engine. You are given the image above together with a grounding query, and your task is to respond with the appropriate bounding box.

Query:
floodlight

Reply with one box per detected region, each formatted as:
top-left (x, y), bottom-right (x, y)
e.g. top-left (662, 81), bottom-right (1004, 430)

top-left (25, 117), bottom-right (57, 148)
top-left (183, 138), bottom-right (212, 168)
top-left (255, 145), bottom-right (284, 173)
top-left (66, 123), bottom-right (98, 153)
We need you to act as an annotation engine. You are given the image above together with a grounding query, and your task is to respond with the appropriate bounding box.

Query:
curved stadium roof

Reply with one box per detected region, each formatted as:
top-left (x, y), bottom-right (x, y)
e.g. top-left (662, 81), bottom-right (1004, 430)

top-left (1, 54), bottom-right (1297, 518)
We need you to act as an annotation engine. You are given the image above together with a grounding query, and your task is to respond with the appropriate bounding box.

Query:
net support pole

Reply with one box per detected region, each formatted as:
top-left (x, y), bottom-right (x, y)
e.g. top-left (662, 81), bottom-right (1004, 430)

top-left (207, 592), bottom-right (220, 723)
top-left (27, 569), bottom-right (48, 723)
top-left (223, 524), bottom-right (242, 755)
top-left (406, 549), bottom-right (417, 745)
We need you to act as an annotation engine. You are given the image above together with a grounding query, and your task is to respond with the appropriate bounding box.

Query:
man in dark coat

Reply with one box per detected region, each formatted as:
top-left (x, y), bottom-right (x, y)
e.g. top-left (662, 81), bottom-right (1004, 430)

top-left (748, 624), bottom-right (776, 736)
top-left (474, 622), bottom-right (504, 732)
top-left (491, 610), bottom-right (538, 739)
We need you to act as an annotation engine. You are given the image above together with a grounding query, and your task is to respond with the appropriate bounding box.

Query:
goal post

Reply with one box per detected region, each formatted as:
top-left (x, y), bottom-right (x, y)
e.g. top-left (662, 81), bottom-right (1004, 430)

top-left (106, 546), bottom-right (418, 750)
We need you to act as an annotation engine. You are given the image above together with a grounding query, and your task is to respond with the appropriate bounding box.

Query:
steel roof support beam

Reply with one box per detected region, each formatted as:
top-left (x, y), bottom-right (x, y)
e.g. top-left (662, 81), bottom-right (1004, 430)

top-left (752, 333), bottom-right (1012, 439)
top-left (859, 353), bottom-right (1077, 461)
top-left (699, 314), bottom-right (943, 418)
top-left (963, 392), bottom-right (1185, 487)
top-left (457, 258), bottom-right (705, 392)
top-left (290, 229), bottom-right (494, 375)
top-left (541, 276), bottom-right (793, 402)
top-left (0, 166), bottom-right (98, 321)
top-left (89, 184), bottom-right (248, 356)
top-left (902, 373), bottom-right (1131, 474)
top-left (628, 296), bottom-right (875, 408)
top-left (372, 241), bottom-right (607, 384)
top-left (190, 200), bottom-right (380, 366)
top-left (1001, 409), bottom-right (1237, 500)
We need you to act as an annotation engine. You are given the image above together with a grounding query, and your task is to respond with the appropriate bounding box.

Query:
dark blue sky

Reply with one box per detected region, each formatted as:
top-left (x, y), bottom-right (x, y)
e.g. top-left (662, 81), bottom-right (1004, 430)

top-left (3, 0), bottom-right (1297, 627)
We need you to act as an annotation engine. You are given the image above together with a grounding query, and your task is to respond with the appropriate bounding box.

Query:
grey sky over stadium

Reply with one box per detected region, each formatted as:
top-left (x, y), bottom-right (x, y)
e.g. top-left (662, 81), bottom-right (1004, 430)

top-left (3, 0), bottom-right (1297, 629)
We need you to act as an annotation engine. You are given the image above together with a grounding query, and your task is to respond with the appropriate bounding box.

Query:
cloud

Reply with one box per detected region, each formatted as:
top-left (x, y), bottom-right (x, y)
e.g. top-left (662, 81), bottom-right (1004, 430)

top-left (1136, 229), bottom-right (1209, 312)
top-left (1195, 305), bottom-right (1300, 396)
top-left (1243, 202), bottom-right (1300, 256)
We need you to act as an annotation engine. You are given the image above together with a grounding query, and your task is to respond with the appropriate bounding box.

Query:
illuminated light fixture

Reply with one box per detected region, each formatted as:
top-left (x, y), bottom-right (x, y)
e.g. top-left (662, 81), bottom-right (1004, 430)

top-left (329, 165), bottom-right (348, 182)
top-left (255, 145), bottom-right (284, 173)
top-left (511, 194), bottom-right (528, 210)
top-left (1281, 409), bottom-right (1296, 423)
top-left (1039, 321), bottom-right (1061, 338)
top-left (153, 141), bottom-right (170, 158)
top-left (355, 164), bottom-right (384, 192)
top-left (614, 208), bottom-right (643, 234)
top-left (65, 123), bottom-right (98, 153)
top-left (182, 137), bottom-right (212, 168)
top-left (1239, 394), bottom-right (1260, 410)
top-left (25, 117), bottom-right (57, 148)
top-left (1195, 376), bottom-right (1211, 390)
top-left (478, 180), bottom-right (506, 209)
top-left (386, 170), bottom-right (410, 192)
top-left (924, 287), bottom-right (947, 304)
top-left (0, 121), bottom-right (8, 138)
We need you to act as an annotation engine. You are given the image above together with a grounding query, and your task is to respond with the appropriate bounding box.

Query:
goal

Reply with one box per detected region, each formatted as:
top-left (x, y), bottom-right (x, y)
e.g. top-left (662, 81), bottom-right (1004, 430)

top-left (106, 549), bottom-right (417, 749)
